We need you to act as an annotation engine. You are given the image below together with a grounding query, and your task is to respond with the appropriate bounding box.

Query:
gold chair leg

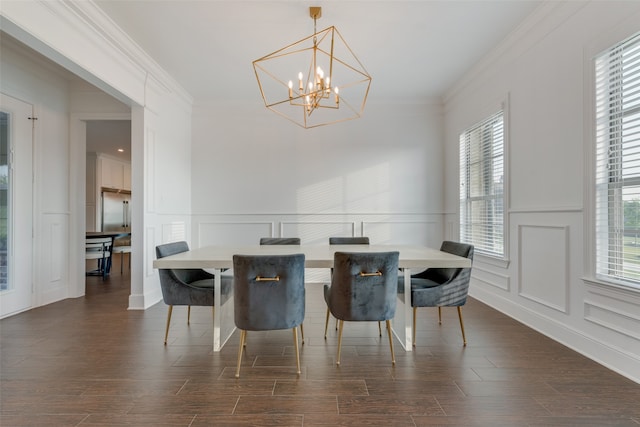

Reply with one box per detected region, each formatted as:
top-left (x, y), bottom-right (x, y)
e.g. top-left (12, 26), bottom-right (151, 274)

top-left (324, 308), bottom-right (330, 339)
top-left (336, 320), bottom-right (344, 366)
top-left (235, 329), bottom-right (246, 378)
top-left (457, 306), bottom-right (467, 346)
top-left (386, 320), bottom-right (395, 365)
top-left (438, 306), bottom-right (442, 324)
top-left (187, 305), bottom-right (191, 325)
top-left (293, 327), bottom-right (301, 375)
top-left (164, 305), bottom-right (173, 345)
top-left (300, 322), bottom-right (305, 345)
top-left (412, 306), bottom-right (417, 347)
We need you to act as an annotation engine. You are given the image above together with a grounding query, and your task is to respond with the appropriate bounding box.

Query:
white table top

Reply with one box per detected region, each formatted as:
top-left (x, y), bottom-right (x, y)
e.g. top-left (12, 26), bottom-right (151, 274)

top-left (152, 244), bottom-right (472, 270)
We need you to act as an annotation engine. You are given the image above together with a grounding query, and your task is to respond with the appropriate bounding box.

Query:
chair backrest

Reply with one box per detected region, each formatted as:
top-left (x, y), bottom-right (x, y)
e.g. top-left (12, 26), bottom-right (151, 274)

top-left (156, 241), bottom-right (189, 258)
top-left (155, 241), bottom-right (207, 287)
top-left (233, 254), bottom-right (305, 331)
top-left (423, 241), bottom-right (474, 284)
top-left (259, 237), bottom-right (301, 245)
top-left (328, 251), bottom-right (399, 322)
top-left (329, 237), bottom-right (370, 245)
top-left (85, 237), bottom-right (112, 259)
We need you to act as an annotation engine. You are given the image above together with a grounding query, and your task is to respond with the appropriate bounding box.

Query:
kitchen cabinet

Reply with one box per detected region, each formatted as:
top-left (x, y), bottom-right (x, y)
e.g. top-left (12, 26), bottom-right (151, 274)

top-left (99, 155), bottom-right (130, 191)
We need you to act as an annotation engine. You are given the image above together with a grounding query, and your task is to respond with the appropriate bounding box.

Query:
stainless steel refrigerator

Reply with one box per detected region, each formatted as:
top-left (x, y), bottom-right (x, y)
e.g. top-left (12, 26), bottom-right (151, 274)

top-left (101, 189), bottom-right (131, 232)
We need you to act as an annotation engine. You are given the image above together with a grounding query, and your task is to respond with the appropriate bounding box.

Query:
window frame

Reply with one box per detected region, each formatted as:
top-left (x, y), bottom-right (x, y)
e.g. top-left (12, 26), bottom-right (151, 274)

top-left (593, 31), bottom-right (640, 290)
top-left (459, 106), bottom-right (507, 260)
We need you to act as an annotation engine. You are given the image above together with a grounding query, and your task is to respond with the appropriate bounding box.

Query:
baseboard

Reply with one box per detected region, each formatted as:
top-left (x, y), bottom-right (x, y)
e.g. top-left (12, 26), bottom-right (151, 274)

top-left (469, 286), bottom-right (640, 384)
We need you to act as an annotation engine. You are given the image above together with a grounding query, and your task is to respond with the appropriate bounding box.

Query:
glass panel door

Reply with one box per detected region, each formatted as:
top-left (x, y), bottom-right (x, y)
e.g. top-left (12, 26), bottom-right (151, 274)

top-left (0, 93), bottom-right (33, 318)
top-left (0, 112), bottom-right (8, 291)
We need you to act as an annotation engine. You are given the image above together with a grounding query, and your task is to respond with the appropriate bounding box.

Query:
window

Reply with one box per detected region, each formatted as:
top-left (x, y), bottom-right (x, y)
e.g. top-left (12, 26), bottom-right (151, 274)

top-left (595, 32), bottom-right (640, 288)
top-left (460, 111), bottom-right (505, 258)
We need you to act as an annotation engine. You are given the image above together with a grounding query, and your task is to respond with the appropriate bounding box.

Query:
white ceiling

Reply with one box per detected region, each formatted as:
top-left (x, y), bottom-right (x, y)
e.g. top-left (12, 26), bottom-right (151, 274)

top-left (93, 0), bottom-right (543, 104)
top-left (86, 120), bottom-right (131, 162)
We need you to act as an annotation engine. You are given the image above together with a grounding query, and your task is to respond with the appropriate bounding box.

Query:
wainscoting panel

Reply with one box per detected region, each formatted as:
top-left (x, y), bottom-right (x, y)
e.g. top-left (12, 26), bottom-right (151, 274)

top-left (39, 214), bottom-right (69, 306)
top-left (198, 221), bottom-right (274, 246)
top-left (145, 226), bottom-right (156, 278)
top-left (472, 262), bottom-right (510, 291)
top-left (584, 301), bottom-right (640, 341)
top-left (145, 127), bottom-right (155, 213)
top-left (162, 221), bottom-right (186, 244)
top-left (518, 224), bottom-right (569, 313)
top-left (281, 221), bottom-right (354, 244)
top-left (362, 220), bottom-right (440, 246)
top-left (49, 221), bottom-right (63, 283)
top-left (584, 284), bottom-right (640, 344)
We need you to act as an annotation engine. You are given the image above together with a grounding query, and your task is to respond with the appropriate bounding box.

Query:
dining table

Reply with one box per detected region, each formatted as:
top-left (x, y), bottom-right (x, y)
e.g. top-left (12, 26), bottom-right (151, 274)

top-left (152, 244), bottom-right (472, 352)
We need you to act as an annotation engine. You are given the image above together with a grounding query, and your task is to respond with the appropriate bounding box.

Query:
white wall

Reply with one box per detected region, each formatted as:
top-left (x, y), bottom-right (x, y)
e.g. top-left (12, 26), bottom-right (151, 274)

top-left (443, 1), bottom-right (640, 382)
top-left (1, 0), bottom-right (194, 309)
top-left (0, 36), bottom-right (72, 307)
top-left (191, 101), bottom-right (446, 250)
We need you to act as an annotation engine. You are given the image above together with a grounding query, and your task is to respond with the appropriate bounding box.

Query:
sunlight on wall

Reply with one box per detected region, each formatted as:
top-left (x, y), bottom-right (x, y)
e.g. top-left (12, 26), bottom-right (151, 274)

top-left (294, 162), bottom-right (392, 244)
top-left (162, 221), bottom-right (185, 243)
top-left (297, 163), bottom-right (391, 213)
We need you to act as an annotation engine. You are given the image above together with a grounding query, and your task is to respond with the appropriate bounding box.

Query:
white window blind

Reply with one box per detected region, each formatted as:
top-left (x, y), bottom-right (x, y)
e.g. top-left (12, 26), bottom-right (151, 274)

top-left (595, 32), bottom-right (640, 287)
top-left (459, 111), bottom-right (505, 257)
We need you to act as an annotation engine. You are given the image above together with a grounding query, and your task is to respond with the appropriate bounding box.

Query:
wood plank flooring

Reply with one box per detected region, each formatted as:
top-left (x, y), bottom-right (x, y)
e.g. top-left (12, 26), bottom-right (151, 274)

top-left (1, 258), bottom-right (639, 426)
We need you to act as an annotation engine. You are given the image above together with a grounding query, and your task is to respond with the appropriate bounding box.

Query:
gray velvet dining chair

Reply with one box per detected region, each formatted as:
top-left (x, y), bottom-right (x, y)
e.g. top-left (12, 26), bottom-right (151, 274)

top-left (233, 253), bottom-right (306, 378)
top-left (259, 237), bottom-right (305, 343)
top-left (399, 241), bottom-right (474, 346)
top-left (259, 237), bottom-right (301, 245)
top-left (329, 236), bottom-right (370, 245)
top-left (155, 241), bottom-right (233, 345)
top-left (324, 236), bottom-right (378, 338)
top-left (324, 251), bottom-right (399, 366)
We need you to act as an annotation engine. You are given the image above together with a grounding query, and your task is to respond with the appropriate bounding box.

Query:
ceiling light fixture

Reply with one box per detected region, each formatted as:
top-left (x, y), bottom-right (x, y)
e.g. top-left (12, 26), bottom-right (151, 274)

top-left (253, 6), bottom-right (372, 129)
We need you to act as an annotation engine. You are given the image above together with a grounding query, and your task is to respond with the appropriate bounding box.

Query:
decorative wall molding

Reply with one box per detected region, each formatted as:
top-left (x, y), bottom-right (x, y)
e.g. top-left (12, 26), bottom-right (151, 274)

top-left (470, 285), bottom-right (640, 384)
top-left (584, 300), bottom-right (640, 341)
top-left (145, 127), bottom-right (155, 213)
top-left (281, 221), bottom-right (355, 242)
top-left (193, 214), bottom-right (445, 247)
top-left (197, 221), bottom-right (274, 246)
top-left (472, 265), bottom-right (510, 291)
top-left (162, 222), bottom-right (186, 244)
top-left (518, 224), bottom-right (570, 314)
top-left (49, 221), bottom-right (63, 283)
top-left (362, 219), bottom-right (440, 245)
top-left (509, 206), bottom-right (584, 214)
top-left (145, 226), bottom-right (155, 278)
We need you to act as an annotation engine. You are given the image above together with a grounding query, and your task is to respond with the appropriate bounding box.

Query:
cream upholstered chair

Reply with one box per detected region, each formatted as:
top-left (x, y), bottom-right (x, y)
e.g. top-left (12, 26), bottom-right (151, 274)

top-left (233, 253), bottom-right (305, 378)
top-left (399, 241), bottom-right (474, 346)
top-left (155, 241), bottom-right (232, 345)
top-left (85, 237), bottom-right (112, 278)
top-left (324, 251), bottom-right (399, 365)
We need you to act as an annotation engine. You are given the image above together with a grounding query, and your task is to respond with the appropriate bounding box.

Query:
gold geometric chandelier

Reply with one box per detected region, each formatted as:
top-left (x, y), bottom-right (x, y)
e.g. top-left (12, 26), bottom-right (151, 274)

top-left (253, 7), bottom-right (372, 129)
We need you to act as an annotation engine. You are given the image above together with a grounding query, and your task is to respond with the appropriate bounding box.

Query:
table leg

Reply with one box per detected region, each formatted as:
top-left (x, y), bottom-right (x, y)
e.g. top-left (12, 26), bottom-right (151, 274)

top-left (212, 268), bottom-right (236, 352)
top-left (392, 268), bottom-right (413, 351)
top-left (213, 269), bottom-right (221, 351)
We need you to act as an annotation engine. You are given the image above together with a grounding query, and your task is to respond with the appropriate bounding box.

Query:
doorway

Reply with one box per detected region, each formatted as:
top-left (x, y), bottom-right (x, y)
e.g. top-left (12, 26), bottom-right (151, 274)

top-left (85, 119), bottom-right (132, 291)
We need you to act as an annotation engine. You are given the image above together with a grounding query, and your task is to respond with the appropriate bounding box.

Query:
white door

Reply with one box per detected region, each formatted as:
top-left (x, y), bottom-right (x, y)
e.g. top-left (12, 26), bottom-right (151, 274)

top-left (0, 93), bottom-right (34, 318)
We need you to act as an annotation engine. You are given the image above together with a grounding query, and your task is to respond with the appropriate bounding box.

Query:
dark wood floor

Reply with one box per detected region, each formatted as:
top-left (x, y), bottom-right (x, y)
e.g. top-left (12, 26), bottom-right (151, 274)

top-left (1, 257), bottom-right (639, 426)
